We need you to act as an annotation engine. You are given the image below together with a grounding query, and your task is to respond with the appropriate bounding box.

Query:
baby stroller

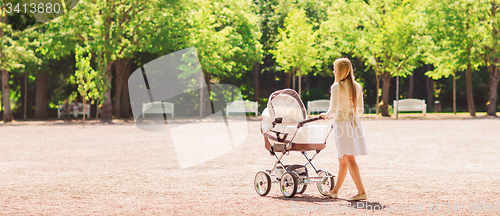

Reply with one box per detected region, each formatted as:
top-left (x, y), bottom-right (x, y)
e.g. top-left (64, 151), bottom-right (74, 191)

top-left (254, 89), bottom-right (335, 198)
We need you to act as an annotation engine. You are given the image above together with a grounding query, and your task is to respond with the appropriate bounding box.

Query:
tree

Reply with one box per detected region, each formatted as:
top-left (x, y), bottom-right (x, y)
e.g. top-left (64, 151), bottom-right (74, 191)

top-left (321, 0), bottom-right (427, 116)
top-left (1, 2), bottom-right (37, 122)
top-left (54, 0), bottom-right (159, 121)
top-left (480, 0), bottom-right (500, 116)
top-left (41, 0), bottom-right (257, 120)
top-left (425, 27), bottom-right (464, 115)
top-left (93, 0), bottom-right (153, 120)
top-left (271, 8), bottom-right (317, 96)
top-left (425, 0), bottom-right (485, 117)
top-left (255, 0), bottom-right (331, 95)
top-left (183, 0), bottom-right (263, 92)
top-left (33, 0), bottom-right (88, 120)
top-left (70, 45), bottom-right (107, 126)
top-left (254, 0), bottom-right (296, 89)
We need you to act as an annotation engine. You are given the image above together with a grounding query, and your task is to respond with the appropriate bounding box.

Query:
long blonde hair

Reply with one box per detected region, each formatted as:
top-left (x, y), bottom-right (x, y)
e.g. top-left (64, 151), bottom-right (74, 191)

top-left (334, 58), bottom-right (357, 112)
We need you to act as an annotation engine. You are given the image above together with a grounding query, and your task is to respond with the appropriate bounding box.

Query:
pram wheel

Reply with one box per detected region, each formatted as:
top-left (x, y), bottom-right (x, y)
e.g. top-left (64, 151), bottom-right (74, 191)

top-left (297, 182), bottom-right (307, 194)
top-left (280, 171), bottom-right (298, 198)
top-left (254, 171), bottom-right (271, 196)
top-left (317, 170), bottom-right (335, 196)
top-left (285, 165), bottom-right (308, 194)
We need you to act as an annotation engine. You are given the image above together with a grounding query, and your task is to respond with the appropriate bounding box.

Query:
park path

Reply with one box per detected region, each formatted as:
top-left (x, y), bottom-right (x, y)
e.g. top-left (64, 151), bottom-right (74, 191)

top-left (0, 118), bottom-right (499, 215)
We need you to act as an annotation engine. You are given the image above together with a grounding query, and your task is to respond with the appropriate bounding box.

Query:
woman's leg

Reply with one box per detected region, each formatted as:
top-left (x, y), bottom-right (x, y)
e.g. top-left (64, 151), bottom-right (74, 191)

top-left (329, 156), bottom-right (347, 194)
top-left (344, 155), bottom-right (365, 195)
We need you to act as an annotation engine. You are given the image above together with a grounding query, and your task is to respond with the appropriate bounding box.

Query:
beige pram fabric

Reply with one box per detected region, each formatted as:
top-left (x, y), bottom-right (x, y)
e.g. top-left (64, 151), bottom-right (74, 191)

top-left (261, 89), bottom-right (333, 152)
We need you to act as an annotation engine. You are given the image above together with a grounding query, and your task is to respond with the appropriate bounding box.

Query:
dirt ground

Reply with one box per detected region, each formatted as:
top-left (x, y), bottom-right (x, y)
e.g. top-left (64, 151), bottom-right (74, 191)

top-left (1, 115), bottom-right (499, 215)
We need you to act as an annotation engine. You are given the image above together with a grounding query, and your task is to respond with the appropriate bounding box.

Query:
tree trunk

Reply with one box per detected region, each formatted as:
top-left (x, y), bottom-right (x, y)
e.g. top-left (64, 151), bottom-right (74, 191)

top-left (24, 71), bottom-right (27, 120)
top-left (203, 70), bottom-right (213, 114)
top-left (298, 68), bottom-right (302, 97)
top-left (100, 62), bottom-right (114, 121)
top-left (305, 73), bottom-right (310, 94)
top-left (96, 99), bottom-right (99, 122)
top-left (375, 71), bottom-right (381, 116)
top-left (82, 98), bottom-right (86, 127)
top-left (199, 72), bottom-right (204, 120)
top-left (487, 0), bottom-right (499, 117)
top-left (113, 61), bottom-right (124, 119)
top-left (408, 72), bottom-right (414, 98)
top-left (465, 23), bottom-right (476, 116)
top-left (426, 77), bottom-right (433, 112)
top-left (121, 68), bottom-right (131, 119)
top-left (465, 62), bottom-right (476, 116)
top-left (100, 7), bottom-right (113, 122)
top-left (113, 58), bottom-right (129, 118)
top-left (487, 69), bottom-right (499, 116)
top-left (253, 62), bottom-right (259, 102)
top-left (453, 74), bottom-right (457, 115)
top-left (292, 68), bottom-right (296, 91)
top-left (284, 72), bottom-right (291, 89)
top-left (396, 70), bottom-right (400, 119)
top-left (380, 72), bottom-right (391, 117)
top-left (34, 73), bottom-right (49, 119)
top-left (1, 69), bottom-right (13, 122)
top-left (426, 65), bottom-right (434, 113)
top-left (0, 10), bottom-right (12, 122)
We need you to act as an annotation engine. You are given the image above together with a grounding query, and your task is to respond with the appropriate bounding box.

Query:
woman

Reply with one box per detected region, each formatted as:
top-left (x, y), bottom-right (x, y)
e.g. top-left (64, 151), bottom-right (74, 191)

top-left (319, 58), bottom-right (368, 201)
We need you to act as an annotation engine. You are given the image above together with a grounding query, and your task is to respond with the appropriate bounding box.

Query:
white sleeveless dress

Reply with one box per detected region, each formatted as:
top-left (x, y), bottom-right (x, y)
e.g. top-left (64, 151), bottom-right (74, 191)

top-left (322, 81), bottom-right (368, 158)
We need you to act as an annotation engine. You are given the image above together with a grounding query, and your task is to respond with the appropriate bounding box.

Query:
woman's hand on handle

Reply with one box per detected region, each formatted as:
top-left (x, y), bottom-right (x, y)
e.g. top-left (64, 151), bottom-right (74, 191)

top-left (319, 112), bottom-right (327, 119)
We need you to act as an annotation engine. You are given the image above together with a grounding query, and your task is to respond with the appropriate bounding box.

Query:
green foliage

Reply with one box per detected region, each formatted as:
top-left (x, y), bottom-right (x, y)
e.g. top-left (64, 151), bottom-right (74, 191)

top-left (3, 0), bottom-right (500, 118)
top-left (69, 45), bottom-right (106, 106)
top-left (0, 23), bottom-right (38, 72)
top-left (183, 0), bottom-right (263, 79)
top-left (424, 0), bottom-right (487, 79)
top-left (270, 8), bottom-right (318, 75)
top-left (318, 0), bottom-right (360, 68)
top-left (321, 0), bottom-right (428, 77)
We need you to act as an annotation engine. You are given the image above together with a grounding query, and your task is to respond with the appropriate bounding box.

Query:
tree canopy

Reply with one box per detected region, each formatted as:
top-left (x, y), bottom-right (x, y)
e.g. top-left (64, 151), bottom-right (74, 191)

top-left (1, 0), bottom-right (499, 122)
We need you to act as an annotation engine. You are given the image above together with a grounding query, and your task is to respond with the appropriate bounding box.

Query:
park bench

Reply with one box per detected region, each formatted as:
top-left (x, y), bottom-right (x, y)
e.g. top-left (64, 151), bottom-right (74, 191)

top-left (57, 103), bottom-right (90, 119)
top-left (142, 101), bottom-right (174, 117)
top-left (226, 101), bottom-right (258, 116)
top-left (393, 99), bottom-right (426, 116)
top-left (307, 99), bottom-right (330, 116)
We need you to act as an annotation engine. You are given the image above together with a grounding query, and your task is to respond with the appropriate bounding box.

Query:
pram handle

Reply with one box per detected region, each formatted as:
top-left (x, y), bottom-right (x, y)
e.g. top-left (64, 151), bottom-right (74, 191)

top-left (297, 116), bottom-right (324, 128)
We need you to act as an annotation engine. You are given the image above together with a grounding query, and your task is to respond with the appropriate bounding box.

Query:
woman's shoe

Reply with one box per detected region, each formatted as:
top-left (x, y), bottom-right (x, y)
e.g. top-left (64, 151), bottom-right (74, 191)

top-left (346, 193), bottom-right (366, 201)
top-left (325, 191), bottom-right (338, 198)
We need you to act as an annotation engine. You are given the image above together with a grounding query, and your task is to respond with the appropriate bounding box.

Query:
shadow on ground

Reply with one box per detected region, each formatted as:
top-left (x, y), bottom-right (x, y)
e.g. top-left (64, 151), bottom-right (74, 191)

top-left (268, 194), bottom-right (342, 203)
top-left (347, 200), bottom-right (388, 210)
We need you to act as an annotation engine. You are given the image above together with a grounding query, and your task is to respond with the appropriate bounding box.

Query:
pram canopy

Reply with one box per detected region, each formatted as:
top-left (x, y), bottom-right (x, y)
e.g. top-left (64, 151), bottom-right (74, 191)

top-left (261, 89), bottom-right (307, 133)
top-left (261, 89), bottom-right (333, 152)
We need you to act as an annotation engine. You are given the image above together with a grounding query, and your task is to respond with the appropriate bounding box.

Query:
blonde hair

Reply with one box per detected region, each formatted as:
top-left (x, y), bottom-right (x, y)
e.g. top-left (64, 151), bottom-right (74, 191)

top-left (334, 58), bottom-right (357, 112)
